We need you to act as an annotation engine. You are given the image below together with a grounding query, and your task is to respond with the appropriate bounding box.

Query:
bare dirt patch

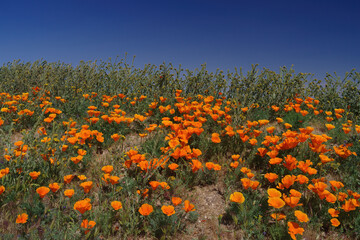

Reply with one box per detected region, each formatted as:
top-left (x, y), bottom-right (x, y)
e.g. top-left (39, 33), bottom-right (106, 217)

top-left (174, 184), bottom-right (243, 240)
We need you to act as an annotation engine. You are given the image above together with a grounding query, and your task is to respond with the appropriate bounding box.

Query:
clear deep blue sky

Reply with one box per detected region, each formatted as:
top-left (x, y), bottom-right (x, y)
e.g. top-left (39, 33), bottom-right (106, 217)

top-left (1, 0), bottom-right (359, 78)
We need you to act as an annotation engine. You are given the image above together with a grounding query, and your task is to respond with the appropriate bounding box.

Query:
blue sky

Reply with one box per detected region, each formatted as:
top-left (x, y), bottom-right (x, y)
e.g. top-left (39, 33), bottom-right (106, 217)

top-left (0, 0), bottom-right (359, 78)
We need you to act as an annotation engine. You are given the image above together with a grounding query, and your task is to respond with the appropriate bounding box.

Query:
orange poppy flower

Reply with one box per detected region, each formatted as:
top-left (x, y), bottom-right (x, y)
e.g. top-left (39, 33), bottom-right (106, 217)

top-left (168, 163), bottom-right (179, 171)
top-left (281, 175), bottom-right (296, 189)
top-left (172, 197), bottom-right (182, 206)
top-left (183, 200), bottom-right (195, 212)
top-left (329, 181), bottom-right (344, 191)
top-left (36, 187), bottom-right (50, 198)
top-left (258, 119), bottom-right (269, 126)
top-left (294, 210), bottom-right (309, 222)
top-left (190, 159), bottom-right (203, 173)
top-left (29, 171), bottom-right (40, 180)
top-left (249, 138), bottom-right (257, 146)
top-left (283, 195), bottom-right (301, 208)
top-left (74, 198), bottom-right (92, 214)
top-left (159, 182), bottom-right (170, 190)
top-left (283, 155), bottom-right (297, 171)
top-left (230, 161), bottom-right (239, 168)
top-left (80, 181), bottom-right (93, 193)
top-left (109, 176), bottom-right (120, 185)
top-left (149, 181), bottom-right (161, 190)
top-left (296, 175), bottom-right (309, 184)
top-left (211, 133), bottom-right (221, 143)
top-left (111, 201), bottom-right (123, 210)
top-left (264, 173), bottom-right (278, 183)
top-left (0, 185), bottom-right (5, 195)
top-left (78, 175), bottom-right (87, 180)
top-left (64, 174), bottom-right (74, 184)
top-left (139, 203), bottom-right (153, 216)
top-left (267, 188), bottom-right (282, 198)
top-left (71, 155), bottom-right (83, 164)
top-left (16, 213), bottom-right (28, 224)
top-left (250, 181), bottom-right (259, 190)
top-left (328, 208), bottom-right (340, 217)
top-left (77, 149), bottom-right (87, 156)
top-left (81, 219), bottom-right (96, 234)
top-left (265, 127), bottom-right (275, 135)
top-left (205, 162), bottom-right (215, 170)
top-left (239, 178), bottom-right (250, 190)
top-left (101, 165), bottom-right (113, 174)
top-left (276, 117), bottom-right (284, 123)
top-left (331, 218), bottom-right (340, 227)
top-left (161, 205), bottom-right (176, 216)
top-left (288, 221), bottom-right (304, 240)
top-left (341, 199), bottom-right (357, 212)
top-left (272, 105), bottom-right (280, 112)
top-left (230, 192), bottom-right (245, 204)
top-left (64, 189), bottom-right (75, 198)
top-left (49, 182), bottom-right (60, 193)
top-left (325, 124), bottom-right (335, 130)
top-left (269, 157), bottom-right (282, 165)
top-left (271, 213), bottom-right (286, 221)
top-left (268, 197), bottom-right (285, 209)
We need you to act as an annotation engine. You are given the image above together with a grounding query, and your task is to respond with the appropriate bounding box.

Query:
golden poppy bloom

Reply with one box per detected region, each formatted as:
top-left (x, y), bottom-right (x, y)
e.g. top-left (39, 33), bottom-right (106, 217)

top-left (294, 210), bottom-right (309, 222)
top-left (264, 173), bottom-right (278, 183)
top-left (81, 219), bottom-right (96, 234)
top-left (266, 127), bottom-right (275, 134)
top-left (111, 201), bottom-right (123, 210)
top-left (205, 162), bottom-right (215, 170)
top-left (172, 197), bottom-right (182, 206)
top-left (78, 175), bottom-right (87, 180)
top-left (0, 185), bottom-right (5, 195)
top-left (281, 175), bottom-right (296, 189)
top-left (230, 161), bottom-right (239, 168)
top-left (325, 124), bottom-right (335, 130)
top-left (49, 182), bottom-right (60, 193)
top-left (71, 155), bottom-right (83, 164)
top-left (190, 159), bottom-right (203, 173)
top-left (139, 203), bottom-right (153, 216)
top-left (211, 133), bottom-right (221, 143)
top-left (230, 192), bottom-right (245, 204)
top-left (268, 197), bottom-right (285, 209)
top-left (149, 181), bottom-right (161, 190)
top-left (16, 213), bottom-right (28, 224)
top-left (64, 175), bottom-right (74, 184)
top-left (183, 200), bottom-right (195, 212)
top-left (331, 218), bottom-right (340, 227)
top-left (36, 187), bottom-right (50, 198)
top-left (64, 189), bottom-right (75, 198)
top-left (29, 171), bottom-right (40, 180)
top-left (267, 188), bottom-right (282, 198)
top-left (61, 145), bottom-right (68, 151)
top-left (168, 163), bottom-right (179, 171)
top-left (271, 213), bottom-right (286, 221)
top-left (241, 178), bottom-right (252, 190)
top-left (109, 176), bottom-right (120, 185)
top-left (249, 138), bottom-right (257, 146)
top-left (74, 199), bottom-right (92, 214)
top-left (328, 208), bottom-right (340, 217)
top-left (161, 205), bottom-right (175, 216)
top-left (288, 221), bottom-right (304, 240)
top-left (101, 165), bottom-right (113, 174)
top-left (77, 149), bottom-right (87, 156)
top-left (80, 181), bottom-right (93, 193)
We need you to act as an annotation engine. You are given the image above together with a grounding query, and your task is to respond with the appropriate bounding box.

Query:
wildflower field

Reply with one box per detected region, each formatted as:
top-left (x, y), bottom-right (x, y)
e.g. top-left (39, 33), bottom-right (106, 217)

top-left (0, 59), bottom-right (359, 239)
